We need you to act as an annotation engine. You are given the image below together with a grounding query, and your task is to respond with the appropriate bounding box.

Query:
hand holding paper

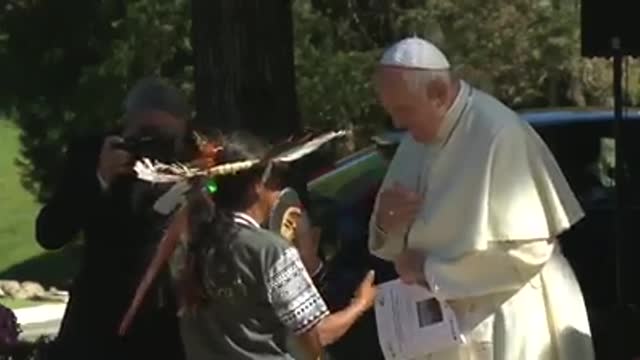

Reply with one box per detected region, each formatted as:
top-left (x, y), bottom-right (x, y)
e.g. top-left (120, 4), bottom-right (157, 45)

top-left (394, 249), bottom-right (427, 286)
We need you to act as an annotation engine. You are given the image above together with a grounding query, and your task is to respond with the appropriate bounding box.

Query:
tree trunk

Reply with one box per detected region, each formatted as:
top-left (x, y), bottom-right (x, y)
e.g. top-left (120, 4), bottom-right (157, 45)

top-left (568, 72), bottom-right (586, 106)
top-left (191, 0), bottom-right (300, 141)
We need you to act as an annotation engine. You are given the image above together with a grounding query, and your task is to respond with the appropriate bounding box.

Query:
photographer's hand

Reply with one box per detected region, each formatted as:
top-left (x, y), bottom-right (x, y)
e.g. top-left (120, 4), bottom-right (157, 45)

top-left (97, 136), bottom-right (134, 188)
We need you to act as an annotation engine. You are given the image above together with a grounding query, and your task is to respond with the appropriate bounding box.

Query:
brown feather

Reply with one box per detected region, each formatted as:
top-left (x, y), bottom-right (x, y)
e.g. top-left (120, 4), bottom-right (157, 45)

top-left (118, 204), bottom-right (189, 336)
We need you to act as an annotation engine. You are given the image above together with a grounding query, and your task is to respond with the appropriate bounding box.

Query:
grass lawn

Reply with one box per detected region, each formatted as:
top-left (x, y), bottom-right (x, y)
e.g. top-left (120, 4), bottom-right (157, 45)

top-left (0, 297), bottom-right (46, 309)
top-left (0, 119), bottom-right (79, 288)
top-left (0, 119), bottom-right (43, 271)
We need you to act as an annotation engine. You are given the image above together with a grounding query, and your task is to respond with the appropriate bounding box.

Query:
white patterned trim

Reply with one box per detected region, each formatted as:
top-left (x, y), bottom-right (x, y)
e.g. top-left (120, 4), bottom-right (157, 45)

top-left (265, 247), bottom-right (329, 334)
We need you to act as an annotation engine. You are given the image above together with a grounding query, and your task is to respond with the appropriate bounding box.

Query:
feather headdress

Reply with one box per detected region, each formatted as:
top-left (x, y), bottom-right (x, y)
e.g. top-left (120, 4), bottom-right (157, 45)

top-left (133, 130), bottom-right (349, 183)
top-left (118, 130), bottom-right (348, 336)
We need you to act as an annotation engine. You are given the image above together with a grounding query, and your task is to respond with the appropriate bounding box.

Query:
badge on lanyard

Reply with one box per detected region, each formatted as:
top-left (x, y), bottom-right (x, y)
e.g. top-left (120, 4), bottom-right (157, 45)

top-left (268, 187), bottom-right (304, 242)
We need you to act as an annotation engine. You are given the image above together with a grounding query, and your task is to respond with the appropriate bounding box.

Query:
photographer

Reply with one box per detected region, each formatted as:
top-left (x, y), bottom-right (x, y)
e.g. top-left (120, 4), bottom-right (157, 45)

top-left (35, 78), bottom-right (194, 360)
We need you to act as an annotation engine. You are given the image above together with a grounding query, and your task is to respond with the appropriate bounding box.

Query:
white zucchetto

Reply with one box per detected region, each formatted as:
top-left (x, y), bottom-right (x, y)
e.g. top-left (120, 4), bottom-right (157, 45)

top-left (379, 37), bottom-right (450, 70)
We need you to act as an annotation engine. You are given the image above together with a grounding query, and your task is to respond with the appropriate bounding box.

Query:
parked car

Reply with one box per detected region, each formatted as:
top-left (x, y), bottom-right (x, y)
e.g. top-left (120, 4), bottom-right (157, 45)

top-left (305, 108), bottom-right (640, 359)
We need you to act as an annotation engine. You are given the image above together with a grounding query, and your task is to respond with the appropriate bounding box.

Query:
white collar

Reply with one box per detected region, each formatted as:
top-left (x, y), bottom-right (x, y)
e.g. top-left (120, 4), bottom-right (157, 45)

top-left (436, 80), bottom-right (471, 144)
top-left (233, 212), bottom-right (261, 229)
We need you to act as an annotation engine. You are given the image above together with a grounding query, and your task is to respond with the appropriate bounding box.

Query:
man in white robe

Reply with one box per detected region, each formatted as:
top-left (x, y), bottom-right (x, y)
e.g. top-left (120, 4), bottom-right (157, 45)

top-left (368, 37), bottom-right (595, 360)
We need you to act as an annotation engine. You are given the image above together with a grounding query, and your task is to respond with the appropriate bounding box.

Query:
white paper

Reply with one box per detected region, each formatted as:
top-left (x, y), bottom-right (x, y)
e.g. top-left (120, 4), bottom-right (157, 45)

top-left (375, 280), bottom-right (464, 359)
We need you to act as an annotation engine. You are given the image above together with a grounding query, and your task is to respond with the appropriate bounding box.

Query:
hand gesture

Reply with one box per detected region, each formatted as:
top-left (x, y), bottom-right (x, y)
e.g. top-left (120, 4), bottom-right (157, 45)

top-left (394, 250), bottom-right (427, 285)
top-left (353, 270), bottom-right (377, 312)
top-left (376, 182), bottom-right (422, 233)
top-left (97, 136), bottom-right (134, 186)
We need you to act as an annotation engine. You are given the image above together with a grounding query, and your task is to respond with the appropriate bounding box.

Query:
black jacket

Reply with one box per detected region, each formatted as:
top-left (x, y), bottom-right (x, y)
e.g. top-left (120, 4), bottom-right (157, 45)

top-left (36, 134), bottom-right (185, 360)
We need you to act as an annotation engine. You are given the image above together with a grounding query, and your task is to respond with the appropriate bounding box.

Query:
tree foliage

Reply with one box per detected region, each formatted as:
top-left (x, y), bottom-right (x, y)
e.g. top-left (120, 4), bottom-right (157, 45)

top-left (0, 0), bottom-right (191, 201)
top-left (1, 0), bottom-right (638, 200)
top-left (293, 0), bottom-right (384, 149)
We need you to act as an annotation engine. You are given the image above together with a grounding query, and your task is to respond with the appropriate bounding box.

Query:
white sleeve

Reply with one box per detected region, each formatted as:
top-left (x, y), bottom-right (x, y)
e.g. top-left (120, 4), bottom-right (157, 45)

top-left (368, 136), bottom-right (421, 261)
top-left (423, 239), bottom-right (555, 300)
top-left (368, 198), bottom-right (406, 261)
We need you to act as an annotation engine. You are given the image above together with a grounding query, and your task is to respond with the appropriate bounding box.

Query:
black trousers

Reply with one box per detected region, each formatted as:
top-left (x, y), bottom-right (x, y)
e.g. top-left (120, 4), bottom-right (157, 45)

top-left (47, 306), bottom-right (185, 360)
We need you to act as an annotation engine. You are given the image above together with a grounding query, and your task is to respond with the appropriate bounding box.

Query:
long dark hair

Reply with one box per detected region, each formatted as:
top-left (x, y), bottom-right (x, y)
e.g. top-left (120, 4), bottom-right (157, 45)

top-left (180, 132), bottom-right (272, 306)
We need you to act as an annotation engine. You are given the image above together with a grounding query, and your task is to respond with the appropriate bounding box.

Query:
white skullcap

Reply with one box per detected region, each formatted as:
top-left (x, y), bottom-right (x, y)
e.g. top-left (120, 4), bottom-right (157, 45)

top-left (379, 37), bottom-right (450, 70)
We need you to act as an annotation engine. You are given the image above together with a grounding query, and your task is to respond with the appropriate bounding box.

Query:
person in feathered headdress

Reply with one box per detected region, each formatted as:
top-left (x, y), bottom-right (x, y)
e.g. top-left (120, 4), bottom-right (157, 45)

top-left (117, 130), bottom-right (377, 359)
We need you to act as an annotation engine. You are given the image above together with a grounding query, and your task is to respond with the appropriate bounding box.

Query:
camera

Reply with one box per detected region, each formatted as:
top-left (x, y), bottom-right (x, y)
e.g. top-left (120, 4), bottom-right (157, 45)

top-left (113, 133), bottom-right (180, 162)
top-left (113, 135), bottom-right (154, 154)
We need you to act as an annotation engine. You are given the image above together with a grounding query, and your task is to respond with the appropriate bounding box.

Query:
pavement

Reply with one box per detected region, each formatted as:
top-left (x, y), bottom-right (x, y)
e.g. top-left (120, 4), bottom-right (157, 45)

top-left (20, 319), bottom-right (62, 342)
top-left (13, 303), bottom-right (66, 341)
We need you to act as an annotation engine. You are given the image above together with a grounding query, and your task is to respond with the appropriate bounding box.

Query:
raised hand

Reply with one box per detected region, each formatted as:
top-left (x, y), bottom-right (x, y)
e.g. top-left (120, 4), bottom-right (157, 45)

top-left (97, 136), bottom-right (134, 186)
top-left (353, 270), bottom-right (377, 311)
top-left (394, 250), bottom-right (427, 285)
top-left (376, 182), bottom-right (422, 233)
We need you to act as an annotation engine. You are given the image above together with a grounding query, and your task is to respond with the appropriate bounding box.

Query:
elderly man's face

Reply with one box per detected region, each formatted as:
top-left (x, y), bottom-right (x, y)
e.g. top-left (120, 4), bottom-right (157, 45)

top-left (123, 110), bottom-right (186, 138)
top-left (374, 67), bottom-right (443, 143)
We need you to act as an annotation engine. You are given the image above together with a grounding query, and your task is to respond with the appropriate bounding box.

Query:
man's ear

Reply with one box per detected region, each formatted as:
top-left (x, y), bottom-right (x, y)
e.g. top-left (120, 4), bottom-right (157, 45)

top-left (427, 78), bottom-right (448, 106)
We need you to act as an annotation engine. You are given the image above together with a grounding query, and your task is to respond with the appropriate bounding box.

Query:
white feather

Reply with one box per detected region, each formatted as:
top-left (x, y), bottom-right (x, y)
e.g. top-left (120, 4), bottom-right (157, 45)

top-left (131, 130), bottom-right (348, 184)
top-left (273, 130), bottom-right (349, 163)
top-left (153, 181), bottom-right (191, 215)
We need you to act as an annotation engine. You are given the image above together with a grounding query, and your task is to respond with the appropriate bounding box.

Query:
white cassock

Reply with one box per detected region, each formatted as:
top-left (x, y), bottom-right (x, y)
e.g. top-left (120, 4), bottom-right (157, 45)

top-left (369, 80), bottom-right (595, 360)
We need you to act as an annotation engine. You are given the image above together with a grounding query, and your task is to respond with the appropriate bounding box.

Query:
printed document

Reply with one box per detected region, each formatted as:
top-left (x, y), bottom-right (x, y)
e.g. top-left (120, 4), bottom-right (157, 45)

top-left (375, 279), bottom-right (464, 359)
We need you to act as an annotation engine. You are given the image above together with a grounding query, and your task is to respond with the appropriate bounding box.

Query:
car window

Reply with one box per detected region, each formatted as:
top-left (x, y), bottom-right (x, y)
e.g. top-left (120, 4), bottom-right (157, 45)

top-left (533, 120), bottom-right (640, 208)
top-left (315, 118), bottom-right (640, 211)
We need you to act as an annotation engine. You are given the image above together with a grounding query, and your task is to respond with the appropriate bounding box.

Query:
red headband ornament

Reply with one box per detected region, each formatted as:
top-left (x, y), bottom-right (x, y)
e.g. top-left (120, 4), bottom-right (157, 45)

top-left (191, 132), bottom-right (224, 170)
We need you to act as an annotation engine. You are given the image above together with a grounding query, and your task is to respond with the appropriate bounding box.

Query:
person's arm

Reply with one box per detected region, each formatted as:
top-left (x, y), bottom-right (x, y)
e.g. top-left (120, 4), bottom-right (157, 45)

top-left (294, 220), bottom-right (328, 293)
top-left (368, 204), bottom-right (405, 261)
top-left (416, 123), bottom-right (580, 299)
top-left (305, 271), bottom-right (374, 346)
top-left (368, 136), bottom-right (422, 261)
top-left (423, 239), bottom-right (555, 300)
top-left (306, 257), bottom-right (329, 298)
top-left (35, 138), bottom-right (104, 250)
top-left (296, 298), bottom-right (369, 356)
top-left (264, 246), bottom-right (374, 358)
